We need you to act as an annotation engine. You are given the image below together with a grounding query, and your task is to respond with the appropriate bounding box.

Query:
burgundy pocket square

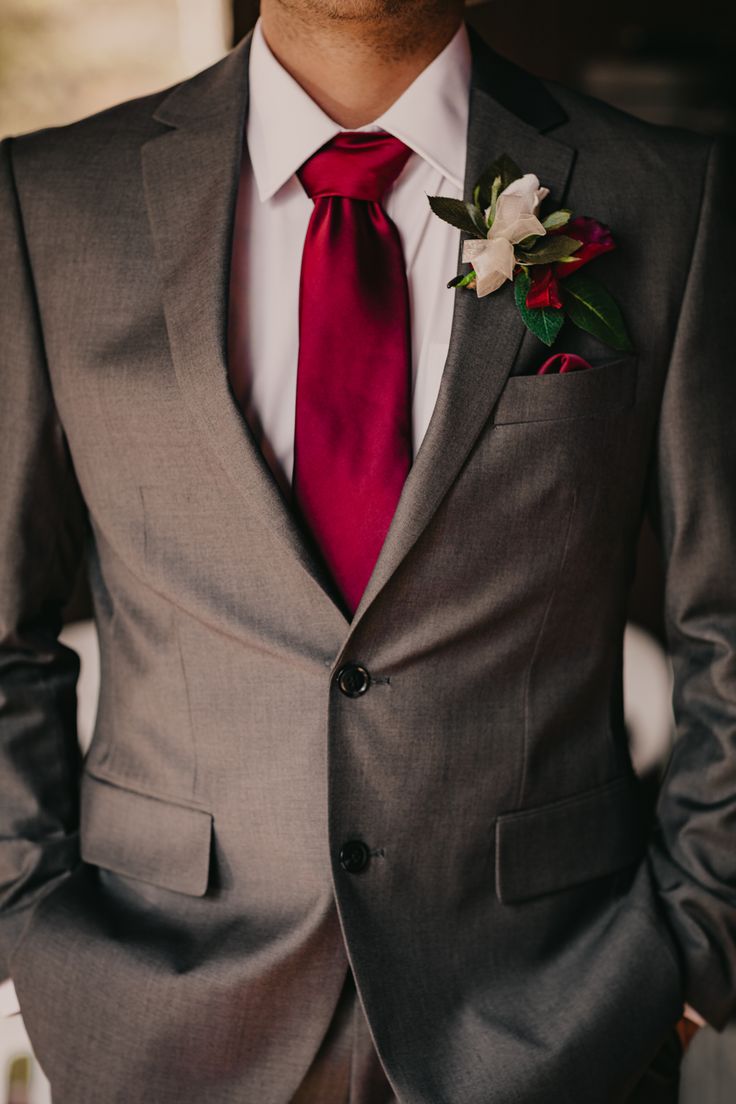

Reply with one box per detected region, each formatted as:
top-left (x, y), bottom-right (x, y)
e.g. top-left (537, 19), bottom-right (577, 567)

top-left (536, 352), bottom-right (593, 375)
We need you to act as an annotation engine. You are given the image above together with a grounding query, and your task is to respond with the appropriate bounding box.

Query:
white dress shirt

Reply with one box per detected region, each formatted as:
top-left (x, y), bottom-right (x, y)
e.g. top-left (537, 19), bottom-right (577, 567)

top-left (230, 15), bottom-right (470, 491)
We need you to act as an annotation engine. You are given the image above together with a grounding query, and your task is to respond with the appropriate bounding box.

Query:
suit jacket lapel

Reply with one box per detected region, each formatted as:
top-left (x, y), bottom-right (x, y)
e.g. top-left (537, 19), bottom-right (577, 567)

top-left (347, 27), bottom-right (577, 632)
top-left (141, 30), bottom-right (347, 624)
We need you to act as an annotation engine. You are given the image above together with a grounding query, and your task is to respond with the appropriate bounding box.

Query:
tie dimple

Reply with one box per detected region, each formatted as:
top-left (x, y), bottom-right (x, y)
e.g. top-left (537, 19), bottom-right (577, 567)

top-left (297, 130), bottom-right (412, 202)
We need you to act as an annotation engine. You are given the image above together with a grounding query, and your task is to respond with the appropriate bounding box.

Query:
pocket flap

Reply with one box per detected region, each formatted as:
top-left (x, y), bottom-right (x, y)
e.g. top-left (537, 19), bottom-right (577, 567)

top-left (80, 771), bottom-right (213, 896)
top-left (495, 775), bottom-right (645, 904)
top-left (492, 355), bottom-right (638, 425)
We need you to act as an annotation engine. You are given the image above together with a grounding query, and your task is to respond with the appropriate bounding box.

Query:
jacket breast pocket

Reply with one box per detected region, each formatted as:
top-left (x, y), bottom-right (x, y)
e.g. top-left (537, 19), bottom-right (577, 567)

top-left (492, 355), bottom-right (638, 425)
top-left (494, 775), bottom-right (646, 904)
top-left (80, 770), bottom-right (213, 897)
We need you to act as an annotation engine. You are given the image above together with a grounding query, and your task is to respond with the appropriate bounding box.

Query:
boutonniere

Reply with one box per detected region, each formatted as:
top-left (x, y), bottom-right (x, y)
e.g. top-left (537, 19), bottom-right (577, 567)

top-left (428, 154), bottom-right (633, 352)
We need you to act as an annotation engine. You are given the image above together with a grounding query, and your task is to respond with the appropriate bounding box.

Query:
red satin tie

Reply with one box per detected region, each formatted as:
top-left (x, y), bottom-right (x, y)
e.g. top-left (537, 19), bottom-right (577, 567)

top-left (294, 131), bottom-right (413, 616)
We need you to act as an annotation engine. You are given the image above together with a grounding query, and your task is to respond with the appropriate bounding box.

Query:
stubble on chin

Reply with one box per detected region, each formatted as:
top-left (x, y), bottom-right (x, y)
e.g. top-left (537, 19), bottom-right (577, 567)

top-left (276, 0), bottom-right (445, 20)
top-left (269, 0), bottom-right (463, 60)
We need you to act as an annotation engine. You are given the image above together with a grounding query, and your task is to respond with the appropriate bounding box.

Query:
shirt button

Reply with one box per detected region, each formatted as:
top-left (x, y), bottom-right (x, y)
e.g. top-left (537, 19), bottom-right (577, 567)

top-left (335, 663), bottom-right (370, 698)
top-left (339, 840), bottom-right (371, 874)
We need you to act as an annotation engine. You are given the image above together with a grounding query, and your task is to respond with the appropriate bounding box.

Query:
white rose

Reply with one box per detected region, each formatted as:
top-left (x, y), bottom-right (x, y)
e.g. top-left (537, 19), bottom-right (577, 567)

top-left (489, 173), bottom-right (550, 222)
top-left (463, 173), bottom-right (549, 297)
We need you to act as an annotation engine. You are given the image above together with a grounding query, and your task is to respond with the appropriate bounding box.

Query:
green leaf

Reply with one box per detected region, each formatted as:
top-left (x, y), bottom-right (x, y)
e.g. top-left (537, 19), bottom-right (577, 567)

top-left (472, 168), bottom-right (496, 212)
top-left (513, 269), bottom-right (565, 347)
top-left (485, 175), bottom-right (503, 227)
top-left (447, 269), bottom-right (476, 289)
top-left (515, 234), bottom-right (582, 265)
top-left (496, 154), bottom-right (524, 190)
top-left (542, 208), bottom-right (572, 230)
top-left (472, 177), bottom-right (494, 211)
top-left (427, 195), bottom-right (483, 236)
top-left (562, 272), bottom-right (634, 352)
top-left (467, 203), bottom-right (489, 237)
top-left (475, 154), bottom-right (523, 206)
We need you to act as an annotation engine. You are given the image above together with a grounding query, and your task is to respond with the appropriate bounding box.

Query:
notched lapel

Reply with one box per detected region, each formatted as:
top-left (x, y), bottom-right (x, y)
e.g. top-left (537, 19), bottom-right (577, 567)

top-left (141, 32), bottom-right (346, 622)
top-left (348, 27), bottom-right (577, 632)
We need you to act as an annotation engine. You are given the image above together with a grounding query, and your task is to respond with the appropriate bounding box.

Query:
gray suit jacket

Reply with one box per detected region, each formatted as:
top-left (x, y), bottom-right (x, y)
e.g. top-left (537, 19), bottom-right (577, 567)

top-left (1, 21), bottom-right (734, 1104)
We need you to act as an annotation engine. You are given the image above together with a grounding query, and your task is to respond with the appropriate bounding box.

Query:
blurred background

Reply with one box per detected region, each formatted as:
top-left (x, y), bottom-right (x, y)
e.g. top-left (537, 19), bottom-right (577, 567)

top-left (1, 0), bottom-right (735, 1101)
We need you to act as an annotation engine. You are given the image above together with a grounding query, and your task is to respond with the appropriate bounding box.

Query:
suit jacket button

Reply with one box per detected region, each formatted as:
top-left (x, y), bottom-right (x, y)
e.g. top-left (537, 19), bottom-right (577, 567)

top-left (339, 840), bottom-right (371, 873)
top-left (335, 663), bottom-right (370, 697)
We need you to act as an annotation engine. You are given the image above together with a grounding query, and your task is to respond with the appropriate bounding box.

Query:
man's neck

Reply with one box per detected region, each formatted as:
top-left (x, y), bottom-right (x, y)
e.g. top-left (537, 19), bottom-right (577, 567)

top-left (259, 1), bottom-right (466, 129)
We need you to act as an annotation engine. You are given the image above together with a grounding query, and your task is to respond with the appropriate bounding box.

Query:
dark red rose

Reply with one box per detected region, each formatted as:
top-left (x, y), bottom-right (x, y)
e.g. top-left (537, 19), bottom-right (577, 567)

top-left (526, 264), bottom-right (563, 310)
top-left (551, 216), bottom-right (615, 278)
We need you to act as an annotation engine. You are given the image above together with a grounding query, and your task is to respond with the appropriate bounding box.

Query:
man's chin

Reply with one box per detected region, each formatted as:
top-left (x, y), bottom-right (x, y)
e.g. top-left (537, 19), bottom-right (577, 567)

top-left (280, 0), bottom-right (446, 22)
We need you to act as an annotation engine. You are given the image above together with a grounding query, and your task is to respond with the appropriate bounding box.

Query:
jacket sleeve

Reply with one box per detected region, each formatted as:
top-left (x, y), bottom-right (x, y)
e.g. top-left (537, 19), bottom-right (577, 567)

top-left (0, 136), bottom-right (88, 976)
top-left (644, 134), bottom-right (736, 1031)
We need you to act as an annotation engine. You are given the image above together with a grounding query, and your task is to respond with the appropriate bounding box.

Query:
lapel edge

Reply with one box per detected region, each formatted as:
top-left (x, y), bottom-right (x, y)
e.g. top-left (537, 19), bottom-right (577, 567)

top-left (343, 31), bottom-right (578, 641)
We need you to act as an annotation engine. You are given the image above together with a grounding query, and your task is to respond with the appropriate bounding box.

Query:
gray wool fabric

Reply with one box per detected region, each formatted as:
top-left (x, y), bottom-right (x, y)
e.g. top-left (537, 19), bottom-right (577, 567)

top-left (1, 20), bottom-right (735, 1104)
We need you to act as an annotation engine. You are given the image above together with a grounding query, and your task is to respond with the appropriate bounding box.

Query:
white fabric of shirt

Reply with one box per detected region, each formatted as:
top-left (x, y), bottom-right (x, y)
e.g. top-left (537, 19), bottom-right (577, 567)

top-left (241, 15), bottom-right (471, 488)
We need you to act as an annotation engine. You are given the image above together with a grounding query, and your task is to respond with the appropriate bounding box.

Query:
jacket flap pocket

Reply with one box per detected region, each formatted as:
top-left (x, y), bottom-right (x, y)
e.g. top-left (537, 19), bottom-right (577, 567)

top-left (80, 771), bottom-right (213, 896)
top-left (495, 775), bottom-right (645, 904)
top-left (492, 355), bottom-right (638, 425)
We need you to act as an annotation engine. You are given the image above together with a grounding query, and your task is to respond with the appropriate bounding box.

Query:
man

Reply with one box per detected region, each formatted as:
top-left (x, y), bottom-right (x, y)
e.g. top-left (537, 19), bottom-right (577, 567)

top-left (0, 0), bottom-right (734, 1100)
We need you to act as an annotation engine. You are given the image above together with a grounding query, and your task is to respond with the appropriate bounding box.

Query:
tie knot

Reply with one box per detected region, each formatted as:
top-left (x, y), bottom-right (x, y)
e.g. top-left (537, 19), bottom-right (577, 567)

top-left (297, 131), bottom-right (412, 203)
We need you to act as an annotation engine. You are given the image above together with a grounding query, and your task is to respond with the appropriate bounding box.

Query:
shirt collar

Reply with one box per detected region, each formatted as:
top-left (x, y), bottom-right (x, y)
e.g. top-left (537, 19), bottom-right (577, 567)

top-left (247, 16), bottom-right (471, 202)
